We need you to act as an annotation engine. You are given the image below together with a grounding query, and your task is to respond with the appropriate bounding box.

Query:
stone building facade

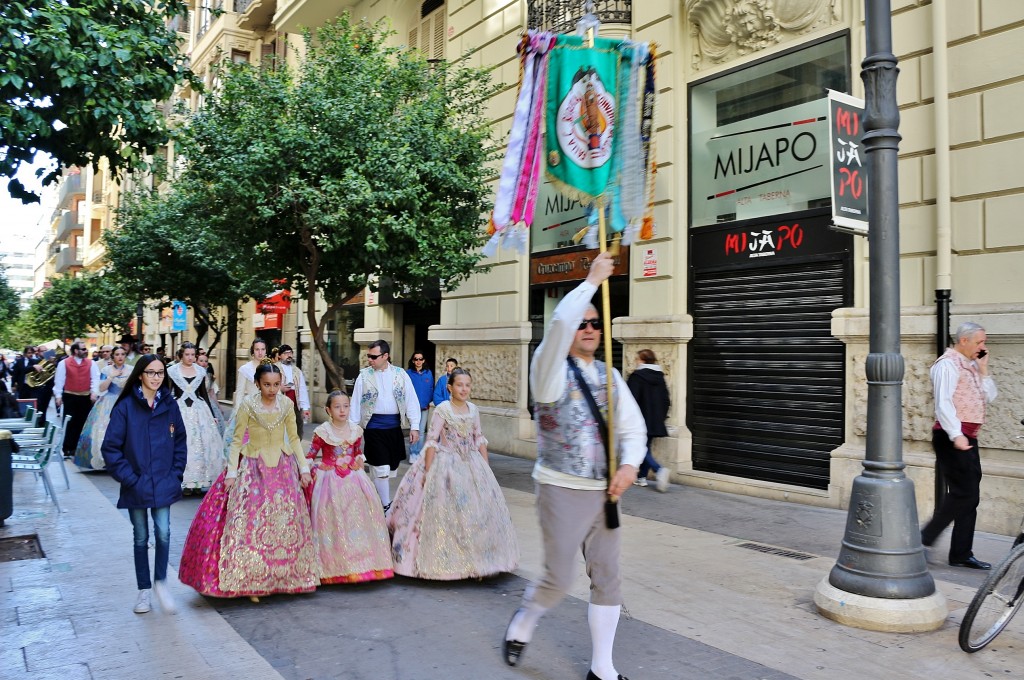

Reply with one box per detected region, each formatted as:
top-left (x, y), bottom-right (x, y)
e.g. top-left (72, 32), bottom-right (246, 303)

top-left (176, 0), bottom-right (1024, 534)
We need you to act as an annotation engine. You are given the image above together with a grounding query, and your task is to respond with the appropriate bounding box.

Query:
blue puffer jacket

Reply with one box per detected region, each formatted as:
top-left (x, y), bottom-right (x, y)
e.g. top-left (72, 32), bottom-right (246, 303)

top-left (101, 385), bottom-right (188, 509)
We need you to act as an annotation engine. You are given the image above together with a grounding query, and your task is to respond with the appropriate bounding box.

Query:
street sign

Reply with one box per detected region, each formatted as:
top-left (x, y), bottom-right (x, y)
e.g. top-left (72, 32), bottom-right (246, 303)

top-left (171, 300), bottom-right (187, 331)
top-left (827, 90), bottom-right (869, 233)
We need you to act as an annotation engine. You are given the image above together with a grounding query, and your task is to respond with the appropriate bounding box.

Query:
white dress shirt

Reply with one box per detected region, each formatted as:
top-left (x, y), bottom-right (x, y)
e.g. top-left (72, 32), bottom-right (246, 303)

top-left (530, 280), bottom-right (646, 489)
top-left (53, 357), bottom-right (101, 399)
top-left (349, 363), bottom-right (421, 430)
top-left (277, 363), bottom-right (310, 410)
top-left (932, 357), bottom-right (997, 441)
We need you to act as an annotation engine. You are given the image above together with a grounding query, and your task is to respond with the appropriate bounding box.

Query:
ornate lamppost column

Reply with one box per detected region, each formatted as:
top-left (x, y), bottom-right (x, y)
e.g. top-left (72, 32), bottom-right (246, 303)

top-left (814, 0), bottom-right (947, 632)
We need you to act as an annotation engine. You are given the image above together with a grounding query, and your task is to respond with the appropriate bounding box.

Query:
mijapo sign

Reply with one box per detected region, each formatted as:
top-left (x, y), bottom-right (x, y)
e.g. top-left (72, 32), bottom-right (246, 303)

top-left (692, 100), bottom-right (830, 227)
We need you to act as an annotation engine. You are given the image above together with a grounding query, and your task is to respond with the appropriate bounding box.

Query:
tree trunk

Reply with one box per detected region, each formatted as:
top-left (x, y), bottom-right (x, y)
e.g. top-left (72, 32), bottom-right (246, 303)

top-left (306, 285), bottom-right (348, 393)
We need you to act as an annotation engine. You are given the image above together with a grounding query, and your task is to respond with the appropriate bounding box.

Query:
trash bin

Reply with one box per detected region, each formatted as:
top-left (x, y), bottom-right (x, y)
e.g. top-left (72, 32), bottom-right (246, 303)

top-left (0, 431), bottom-right (12, 526)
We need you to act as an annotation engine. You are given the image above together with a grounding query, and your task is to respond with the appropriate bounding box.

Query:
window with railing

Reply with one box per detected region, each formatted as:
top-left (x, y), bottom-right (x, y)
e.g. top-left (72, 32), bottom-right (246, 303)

top-left (526, 0), bottom-right (631, 34)
top-left (197, 0), bottom-right (222, 39)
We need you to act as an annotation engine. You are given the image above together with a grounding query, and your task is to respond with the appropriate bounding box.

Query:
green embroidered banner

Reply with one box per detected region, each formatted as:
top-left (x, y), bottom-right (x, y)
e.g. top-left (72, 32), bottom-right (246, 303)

top-left (545, 35), bottom-right (621, 206)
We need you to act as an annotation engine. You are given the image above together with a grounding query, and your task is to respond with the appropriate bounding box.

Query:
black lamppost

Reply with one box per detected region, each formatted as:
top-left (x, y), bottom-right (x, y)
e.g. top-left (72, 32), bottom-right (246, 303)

top-left (816, 1), bottom-right (945, 627)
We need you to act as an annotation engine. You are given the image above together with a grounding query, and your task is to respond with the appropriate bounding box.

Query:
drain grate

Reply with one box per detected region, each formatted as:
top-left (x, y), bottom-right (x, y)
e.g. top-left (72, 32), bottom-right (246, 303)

top-left (736, 541), bottom-right (816, 561)
top-left (0, 534), bottom-right (45, 562)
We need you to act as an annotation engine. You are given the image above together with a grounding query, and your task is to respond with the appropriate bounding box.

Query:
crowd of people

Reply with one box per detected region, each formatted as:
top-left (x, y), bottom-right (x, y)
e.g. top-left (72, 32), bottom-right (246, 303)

top-left (58, 277), bottom-right (671, 680)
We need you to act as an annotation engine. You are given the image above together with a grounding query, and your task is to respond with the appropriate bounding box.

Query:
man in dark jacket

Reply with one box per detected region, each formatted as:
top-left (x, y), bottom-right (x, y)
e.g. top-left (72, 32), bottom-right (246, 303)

top-left (627, 349), bottom-right (672, 492)
top-left (10, 346), bottom-right (38, 401)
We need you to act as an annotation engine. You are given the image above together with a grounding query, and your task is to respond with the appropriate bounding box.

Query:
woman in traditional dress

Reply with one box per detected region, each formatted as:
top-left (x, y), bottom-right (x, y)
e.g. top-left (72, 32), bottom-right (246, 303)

top-left (74, 346), bottom-right (131, 469)
top-left (168, 342), bottom-right (224, 493)
top-left (179, 361), bottom-right (317, 600)
top-left (306, 390), bottom-right (394, 584)
top-left (232, 337), bottom-right (266, 410)
top-left (388, 368), bottom-right (519, 580)
top-left (196, 350), bottom-right (226, 436)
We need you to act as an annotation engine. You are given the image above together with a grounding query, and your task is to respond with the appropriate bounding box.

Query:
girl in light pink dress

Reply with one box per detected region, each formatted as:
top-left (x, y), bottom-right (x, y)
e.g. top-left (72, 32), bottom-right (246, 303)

top-left (306, 391), bottom-right (394, 583)
top-left (387, 368), bottom-right (519, 579)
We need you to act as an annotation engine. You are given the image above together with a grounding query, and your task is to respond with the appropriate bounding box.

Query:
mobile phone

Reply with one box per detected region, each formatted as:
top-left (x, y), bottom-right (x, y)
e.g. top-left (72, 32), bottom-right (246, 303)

top-left (977, 349), bottom-right (988, 359)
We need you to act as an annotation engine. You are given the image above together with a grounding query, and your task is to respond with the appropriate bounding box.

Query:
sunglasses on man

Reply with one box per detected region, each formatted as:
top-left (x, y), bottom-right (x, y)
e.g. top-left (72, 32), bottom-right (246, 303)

top-left (578, 319), bottom-right (603, 331)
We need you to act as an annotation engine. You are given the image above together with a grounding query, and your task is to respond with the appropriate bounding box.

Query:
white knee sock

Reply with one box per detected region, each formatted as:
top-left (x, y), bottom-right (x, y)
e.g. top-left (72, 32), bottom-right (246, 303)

top-left (373, 477), bottom-right (390, 506)
top-left (506, 599), bottom-right (548, 643)
top-left (588, 603), bottom-right (620, 680)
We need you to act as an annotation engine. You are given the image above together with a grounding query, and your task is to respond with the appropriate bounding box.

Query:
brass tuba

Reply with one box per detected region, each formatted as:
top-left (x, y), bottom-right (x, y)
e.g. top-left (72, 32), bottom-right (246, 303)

top-left (26, 348), bottom-right (65, 388)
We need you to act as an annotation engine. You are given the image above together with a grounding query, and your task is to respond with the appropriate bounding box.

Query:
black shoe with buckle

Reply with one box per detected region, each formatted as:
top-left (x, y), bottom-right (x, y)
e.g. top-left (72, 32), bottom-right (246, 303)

top-left (585, 672), bottom-right (630, 680)
top-left (503, 608), bottom-right (527, 666)
top-left (949, 556), bottom-right (991, 570)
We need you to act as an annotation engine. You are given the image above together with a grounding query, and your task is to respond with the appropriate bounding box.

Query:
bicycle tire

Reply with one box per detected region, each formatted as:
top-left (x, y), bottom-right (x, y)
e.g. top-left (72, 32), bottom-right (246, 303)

top-left (959, 545), bottom-right (1024, 652)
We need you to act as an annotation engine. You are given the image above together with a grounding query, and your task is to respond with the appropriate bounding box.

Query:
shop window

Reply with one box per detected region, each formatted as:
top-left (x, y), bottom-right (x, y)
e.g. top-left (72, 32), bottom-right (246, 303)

top-left (689, 35), bottom-right (848, 227)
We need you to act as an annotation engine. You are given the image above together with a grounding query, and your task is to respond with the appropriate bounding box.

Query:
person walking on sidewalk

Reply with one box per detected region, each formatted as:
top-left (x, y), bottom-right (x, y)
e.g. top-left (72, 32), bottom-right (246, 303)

top-left (349, 340), bottom-right (421, 510)
top-left (101, 355), bottom-right (188, 615)
top-left (406, 351), bottom-right (433, 463)
top-left (503, 251), bottom-right (646, 680)
top-left (921, 322), bottom-right (998, 570)
top-left (627, 349), bottom-right (671, 492)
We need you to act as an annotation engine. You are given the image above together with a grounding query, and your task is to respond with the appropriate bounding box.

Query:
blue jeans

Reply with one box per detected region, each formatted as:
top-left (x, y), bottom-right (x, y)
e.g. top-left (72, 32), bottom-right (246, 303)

top-left (129, 507), bottom-right (170, 590)
top-left (409, 409), bottom-right (428, 460)
top-left (637, 436), bottom-right (661, 479)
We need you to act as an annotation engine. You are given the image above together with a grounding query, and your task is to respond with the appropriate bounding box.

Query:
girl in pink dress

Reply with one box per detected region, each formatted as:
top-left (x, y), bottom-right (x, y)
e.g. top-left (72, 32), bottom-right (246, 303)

top-left (387, 368), bottom-right (519, 579)
top-left (179, 362), bottom-right (318, 600)
top-left (306, 391), bottom-right (394, 583)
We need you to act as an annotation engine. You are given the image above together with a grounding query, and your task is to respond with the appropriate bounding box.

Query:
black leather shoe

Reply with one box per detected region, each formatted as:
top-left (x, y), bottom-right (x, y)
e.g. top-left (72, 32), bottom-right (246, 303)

top-left (503, 608), bottom-right (527, 666)
top-left (585, 672), bottom-right (630, 680)
top-left (950, 556), bottom-right (991, 570)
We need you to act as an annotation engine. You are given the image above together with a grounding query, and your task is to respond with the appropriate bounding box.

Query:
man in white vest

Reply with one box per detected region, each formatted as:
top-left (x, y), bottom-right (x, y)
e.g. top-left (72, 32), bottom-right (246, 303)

top-left (349, 339), bottom-right (421, 509)
top-left (921, 322), bottom-right (997, 569)
top-left (504, 252), bottom-right (646, 680)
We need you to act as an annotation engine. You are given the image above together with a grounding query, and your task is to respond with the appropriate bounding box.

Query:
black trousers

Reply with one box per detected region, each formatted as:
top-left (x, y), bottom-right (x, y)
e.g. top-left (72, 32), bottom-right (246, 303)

top-left (61, 393), bottom-right (94, 456)
top-left (921, 429), bottom-right (982, 562)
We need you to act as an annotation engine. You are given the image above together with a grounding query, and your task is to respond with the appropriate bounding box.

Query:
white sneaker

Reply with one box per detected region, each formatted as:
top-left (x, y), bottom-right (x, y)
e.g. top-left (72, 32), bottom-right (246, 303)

top-left (655, 467), bottom-right (671, 493)
top-left (134, 589), bottom-right (152, 614)
top-left (633, 478), bottom-right (648, 487)
top-left (153, 580), bottom-right (177, 614)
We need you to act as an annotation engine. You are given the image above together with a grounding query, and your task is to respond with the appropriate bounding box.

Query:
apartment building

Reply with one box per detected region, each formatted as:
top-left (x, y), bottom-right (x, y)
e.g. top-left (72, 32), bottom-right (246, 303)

top-left (146, 0), bottom-right (1024, 531)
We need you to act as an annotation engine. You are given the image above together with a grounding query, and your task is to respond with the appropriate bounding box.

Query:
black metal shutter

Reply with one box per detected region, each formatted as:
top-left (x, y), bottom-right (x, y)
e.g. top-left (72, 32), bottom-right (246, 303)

top-left (689, 259), bottom-right (847, 489)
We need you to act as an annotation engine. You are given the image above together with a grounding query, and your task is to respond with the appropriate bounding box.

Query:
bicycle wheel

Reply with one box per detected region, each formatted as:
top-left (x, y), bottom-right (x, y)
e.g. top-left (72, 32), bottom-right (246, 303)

top-left (960, 546), bottom-right (1024, 652)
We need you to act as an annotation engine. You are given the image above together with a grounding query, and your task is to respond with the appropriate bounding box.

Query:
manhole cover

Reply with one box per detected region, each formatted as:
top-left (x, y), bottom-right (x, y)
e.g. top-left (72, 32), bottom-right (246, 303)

top-left (0, 534), bottom-right (45, 562)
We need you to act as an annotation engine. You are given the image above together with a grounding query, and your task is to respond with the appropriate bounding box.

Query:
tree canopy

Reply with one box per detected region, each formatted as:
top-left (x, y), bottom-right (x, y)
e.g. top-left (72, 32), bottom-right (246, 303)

top-left (105, 186), bottom-right (274, 351)
top-left (0, 0), bottom-right (197, 202)
top-left (164, 15), bottom-right (498, 388)
top-left (27, 273), bottom-right (135, 342)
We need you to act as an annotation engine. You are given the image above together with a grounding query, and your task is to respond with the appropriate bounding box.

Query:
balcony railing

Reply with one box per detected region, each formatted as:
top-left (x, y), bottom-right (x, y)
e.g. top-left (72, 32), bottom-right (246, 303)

top-left (55, 247), bottom-right (82, 273)
top-left (236, 0), bottom-right (276, 30)
top-left (56, 172), bottom-right (83, 209)
top-left (55, 211), bottom-right (83, 243)
top-left (527, 0), bottom-right (631, 34)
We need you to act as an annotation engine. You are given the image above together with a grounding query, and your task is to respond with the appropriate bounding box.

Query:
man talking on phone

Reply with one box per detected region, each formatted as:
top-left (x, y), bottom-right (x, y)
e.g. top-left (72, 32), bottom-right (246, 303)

top-left (921, 322), bottom-right (997, 569)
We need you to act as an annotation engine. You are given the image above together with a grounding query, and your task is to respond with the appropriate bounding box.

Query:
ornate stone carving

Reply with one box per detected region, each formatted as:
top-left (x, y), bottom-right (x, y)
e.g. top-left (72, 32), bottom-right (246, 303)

top-left (686, 0), bottom-right (841, 70)
top-left (433, 344), bottom-right (520, 405)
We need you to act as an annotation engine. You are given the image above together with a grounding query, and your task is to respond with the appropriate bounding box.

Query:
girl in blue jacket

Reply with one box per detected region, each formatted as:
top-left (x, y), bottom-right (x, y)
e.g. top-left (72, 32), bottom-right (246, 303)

top-left (102, 355), bottom-right (188, 615)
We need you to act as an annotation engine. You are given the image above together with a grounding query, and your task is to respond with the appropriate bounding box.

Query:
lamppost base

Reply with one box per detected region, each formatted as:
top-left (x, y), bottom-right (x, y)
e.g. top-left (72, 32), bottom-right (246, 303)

top-left (814, 576), bottom-right (948, 632)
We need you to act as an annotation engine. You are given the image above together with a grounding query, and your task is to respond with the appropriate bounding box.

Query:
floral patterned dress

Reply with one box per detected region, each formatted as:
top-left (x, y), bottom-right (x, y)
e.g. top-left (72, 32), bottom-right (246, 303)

top-left (73, 369), bottom-right (128, 469)
top-left (306, 423), bottom-right (394, 583)
top-left (387, 401), bottom-right (519, 579)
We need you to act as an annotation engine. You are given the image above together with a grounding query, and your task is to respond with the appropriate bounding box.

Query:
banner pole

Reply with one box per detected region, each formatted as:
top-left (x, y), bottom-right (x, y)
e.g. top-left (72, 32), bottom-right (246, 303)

top-left (596, 201), bottom-right (617, 498)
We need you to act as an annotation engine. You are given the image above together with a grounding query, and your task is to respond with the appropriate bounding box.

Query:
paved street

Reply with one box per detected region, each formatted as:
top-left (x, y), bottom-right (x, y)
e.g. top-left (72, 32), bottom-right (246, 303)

top-left (3, 443), bottom-right (1024, 679)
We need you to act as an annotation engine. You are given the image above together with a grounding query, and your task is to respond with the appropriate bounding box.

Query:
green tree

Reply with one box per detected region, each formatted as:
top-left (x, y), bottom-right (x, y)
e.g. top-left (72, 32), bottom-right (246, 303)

top-left (105, 186), bottom-right (274, 351)
top-left (0, 0), bottom-right (197, 202)
top-left (0, 266), bottom-right (20, 325)
top-left (176, 15), bottom-right (498, 389)
top-left (28, 273), bottom-right (135, 342)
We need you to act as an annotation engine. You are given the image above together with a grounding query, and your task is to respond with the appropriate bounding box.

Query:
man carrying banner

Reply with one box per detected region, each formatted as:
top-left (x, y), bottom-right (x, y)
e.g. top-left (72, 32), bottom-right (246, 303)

top-left (503, 252), bottom-right (646, 680)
